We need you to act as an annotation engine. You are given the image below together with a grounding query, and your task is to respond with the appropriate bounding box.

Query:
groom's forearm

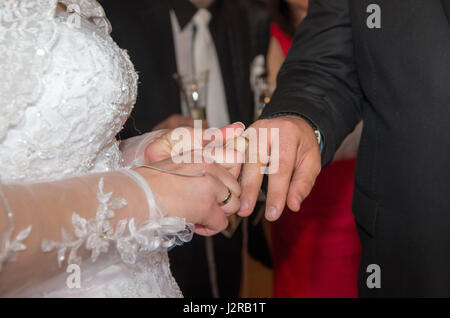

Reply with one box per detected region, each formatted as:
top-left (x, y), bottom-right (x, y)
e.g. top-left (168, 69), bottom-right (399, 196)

top-left (261, 0), bottom-right (363, 167)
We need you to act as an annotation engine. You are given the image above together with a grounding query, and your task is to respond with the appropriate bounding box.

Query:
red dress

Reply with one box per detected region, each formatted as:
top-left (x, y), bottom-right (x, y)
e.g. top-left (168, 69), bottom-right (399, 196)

top-left (270, 23), bottom-right (361, 298)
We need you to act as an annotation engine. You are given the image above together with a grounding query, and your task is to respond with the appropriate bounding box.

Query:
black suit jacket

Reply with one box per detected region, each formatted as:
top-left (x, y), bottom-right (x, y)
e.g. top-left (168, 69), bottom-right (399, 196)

top-left (103, 0), bottom-right (254, 139)
top-left (263, 0), bottom-right (450, 297)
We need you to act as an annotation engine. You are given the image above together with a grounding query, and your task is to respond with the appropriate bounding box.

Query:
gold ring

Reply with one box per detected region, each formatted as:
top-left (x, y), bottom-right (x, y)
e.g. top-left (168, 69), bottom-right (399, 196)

top-left (218, 188), bottom-right (232, 207)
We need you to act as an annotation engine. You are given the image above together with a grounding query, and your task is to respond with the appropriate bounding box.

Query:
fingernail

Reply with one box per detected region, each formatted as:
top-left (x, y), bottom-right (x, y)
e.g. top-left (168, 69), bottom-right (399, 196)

top-left (266, 206), bottom-right (277, 220)
top-left (232, 122), bottom-right (245, 135)
top-left (293, 196), bottom-right (302, 212)
top-left (240, 201), bottom-right (249, 212)
top-left (292, 196), bottom-right (303, 212)
top-left (233, 122), bottom-right (246, 130)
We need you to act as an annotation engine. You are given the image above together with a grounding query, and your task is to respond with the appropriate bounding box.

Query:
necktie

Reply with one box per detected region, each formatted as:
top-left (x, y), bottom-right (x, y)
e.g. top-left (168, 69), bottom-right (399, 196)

top-left (192, 9), bottom-right (230, 128)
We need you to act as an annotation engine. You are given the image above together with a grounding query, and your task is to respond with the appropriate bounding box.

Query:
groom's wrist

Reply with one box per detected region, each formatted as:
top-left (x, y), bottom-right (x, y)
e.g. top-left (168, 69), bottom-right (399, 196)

top-left (261, 112), bottom-right (324, 154)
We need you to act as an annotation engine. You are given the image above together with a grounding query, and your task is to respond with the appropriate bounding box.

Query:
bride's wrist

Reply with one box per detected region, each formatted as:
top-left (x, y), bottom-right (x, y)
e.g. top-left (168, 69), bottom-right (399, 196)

top-left (133, 167), bottom-right (161, 187)
top-left (121, 168), bottom-right (169, 219)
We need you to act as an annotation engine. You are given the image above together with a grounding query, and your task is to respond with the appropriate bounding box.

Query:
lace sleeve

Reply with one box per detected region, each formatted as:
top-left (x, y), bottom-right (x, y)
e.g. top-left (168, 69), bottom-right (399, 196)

top-left (120, 131), bottom-right (168, 168)
top-left (0, 169), bottom-right (193, 295)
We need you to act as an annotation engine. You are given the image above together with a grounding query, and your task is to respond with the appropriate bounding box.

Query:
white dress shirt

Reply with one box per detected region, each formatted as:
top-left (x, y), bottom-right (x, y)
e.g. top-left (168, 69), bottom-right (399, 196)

top-left (169, 9), bottom-right (230, 128)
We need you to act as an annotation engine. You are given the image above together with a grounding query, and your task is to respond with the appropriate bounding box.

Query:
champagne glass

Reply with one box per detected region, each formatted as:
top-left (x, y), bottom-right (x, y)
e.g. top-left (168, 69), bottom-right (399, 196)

top-left (173, 71), bottom-right (209, 120)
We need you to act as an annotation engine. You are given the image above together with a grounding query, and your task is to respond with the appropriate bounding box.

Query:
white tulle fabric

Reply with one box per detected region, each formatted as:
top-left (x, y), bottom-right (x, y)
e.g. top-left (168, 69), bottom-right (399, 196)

top-left (0, 0), bottom-right (191, 297)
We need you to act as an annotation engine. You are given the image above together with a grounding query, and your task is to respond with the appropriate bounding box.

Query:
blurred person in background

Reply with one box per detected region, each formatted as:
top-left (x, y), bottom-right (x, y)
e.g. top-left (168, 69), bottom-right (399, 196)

top-left (266, 0), bottom-right (362, 298)
top-left (104, 0), bottom-right (254, 133)
top-left (102, 0), bottom-right (270, 297)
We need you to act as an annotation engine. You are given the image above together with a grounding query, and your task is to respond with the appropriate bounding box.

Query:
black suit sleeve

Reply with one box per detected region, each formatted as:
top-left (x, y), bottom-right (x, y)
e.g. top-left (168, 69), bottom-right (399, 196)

top-left (261, 0), bottom-right (363, 166)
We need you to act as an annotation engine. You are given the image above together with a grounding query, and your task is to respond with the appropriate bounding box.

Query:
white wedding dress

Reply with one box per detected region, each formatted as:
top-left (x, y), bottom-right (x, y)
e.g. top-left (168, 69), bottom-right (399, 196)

top-left (0, 0), bottom-right (191, 297)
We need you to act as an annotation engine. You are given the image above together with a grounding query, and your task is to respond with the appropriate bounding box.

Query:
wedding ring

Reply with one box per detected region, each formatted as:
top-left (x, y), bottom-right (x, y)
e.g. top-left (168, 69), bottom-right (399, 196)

top-left (218, 188), bottom-right (232, 207)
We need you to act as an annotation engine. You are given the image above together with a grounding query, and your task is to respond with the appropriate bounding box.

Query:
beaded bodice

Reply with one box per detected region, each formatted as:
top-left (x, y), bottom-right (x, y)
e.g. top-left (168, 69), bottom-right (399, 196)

top-left (0, 0), bottom-right (138, 183)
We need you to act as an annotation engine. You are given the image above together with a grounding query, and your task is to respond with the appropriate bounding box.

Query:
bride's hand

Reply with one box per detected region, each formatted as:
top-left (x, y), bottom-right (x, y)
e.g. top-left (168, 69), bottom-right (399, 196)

top-left (120, 123), bottom-right (245, 167)
top-left (134, 155), bottom-right (242, 236)
top-left (144, 122), bottom-right (245, 163)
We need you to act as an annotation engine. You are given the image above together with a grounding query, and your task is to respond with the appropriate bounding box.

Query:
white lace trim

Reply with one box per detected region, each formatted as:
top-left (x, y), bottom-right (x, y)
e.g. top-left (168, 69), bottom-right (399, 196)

top-left (41, 178), bottom-right (194, 267)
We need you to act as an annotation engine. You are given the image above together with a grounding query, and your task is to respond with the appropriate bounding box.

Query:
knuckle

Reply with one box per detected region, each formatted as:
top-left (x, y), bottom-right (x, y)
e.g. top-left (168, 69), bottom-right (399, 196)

top-left (298, 178), bottom-right (315, 194)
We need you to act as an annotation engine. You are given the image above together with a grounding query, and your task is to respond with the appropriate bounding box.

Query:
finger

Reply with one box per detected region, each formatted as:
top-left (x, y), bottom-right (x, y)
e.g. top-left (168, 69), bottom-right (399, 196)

top-left (195, 219), bottom-right (228, 236)
top-left (195, 211), bottom-right (229, 236)
top-left (143, 130), bottom-right (175, 162)
top-left (226, 162), bottom-right (242, 180)
top-left (153, 121), bottom-right (168, 131)
top-left (169, 123), bottom-right (244, 154)
top-left (193, 174), bottom-right (231, 236)
top-left (220, 122), bottom-right (245, 141)
top-left (265, 147), bottom-right (296, 222)
top-left (238, 161), bottom-right (264, 217)
top-left (206, 148), bottom-right (243, 179)
top-left (218, 188), bottom-right (241, 217)
top-left (204, 122), bottom-right (245, 148)
top-left (205, 172), bottom-right (240, 215)
top-left (286, 150), bottom-right (322, 212)
top-left (194, 225), bottom-right (211, 236)
top-left (167, 126), bottom-right (203, 153)
top-left (225, 135), bottom-right (248, 157)
top-left (208, 165), bottom-right (241, 198)
top-left (181, 117), bottom-right (195, 127)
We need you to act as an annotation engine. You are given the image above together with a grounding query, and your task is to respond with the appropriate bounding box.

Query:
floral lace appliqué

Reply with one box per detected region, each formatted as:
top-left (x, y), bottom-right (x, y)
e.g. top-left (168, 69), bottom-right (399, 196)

top-left (41, 178), bottom-right (194, 267)
top-left (41, 178), bottom-right (127, 266)
top-left (0, 225), bottom-right (32, 272)
top-left (0, 184), bottom-right (33, 272)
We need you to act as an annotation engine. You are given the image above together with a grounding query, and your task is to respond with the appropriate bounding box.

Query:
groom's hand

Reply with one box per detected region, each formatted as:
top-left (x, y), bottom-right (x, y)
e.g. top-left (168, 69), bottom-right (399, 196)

top-left (238, 116), bottom-right (322, 221)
